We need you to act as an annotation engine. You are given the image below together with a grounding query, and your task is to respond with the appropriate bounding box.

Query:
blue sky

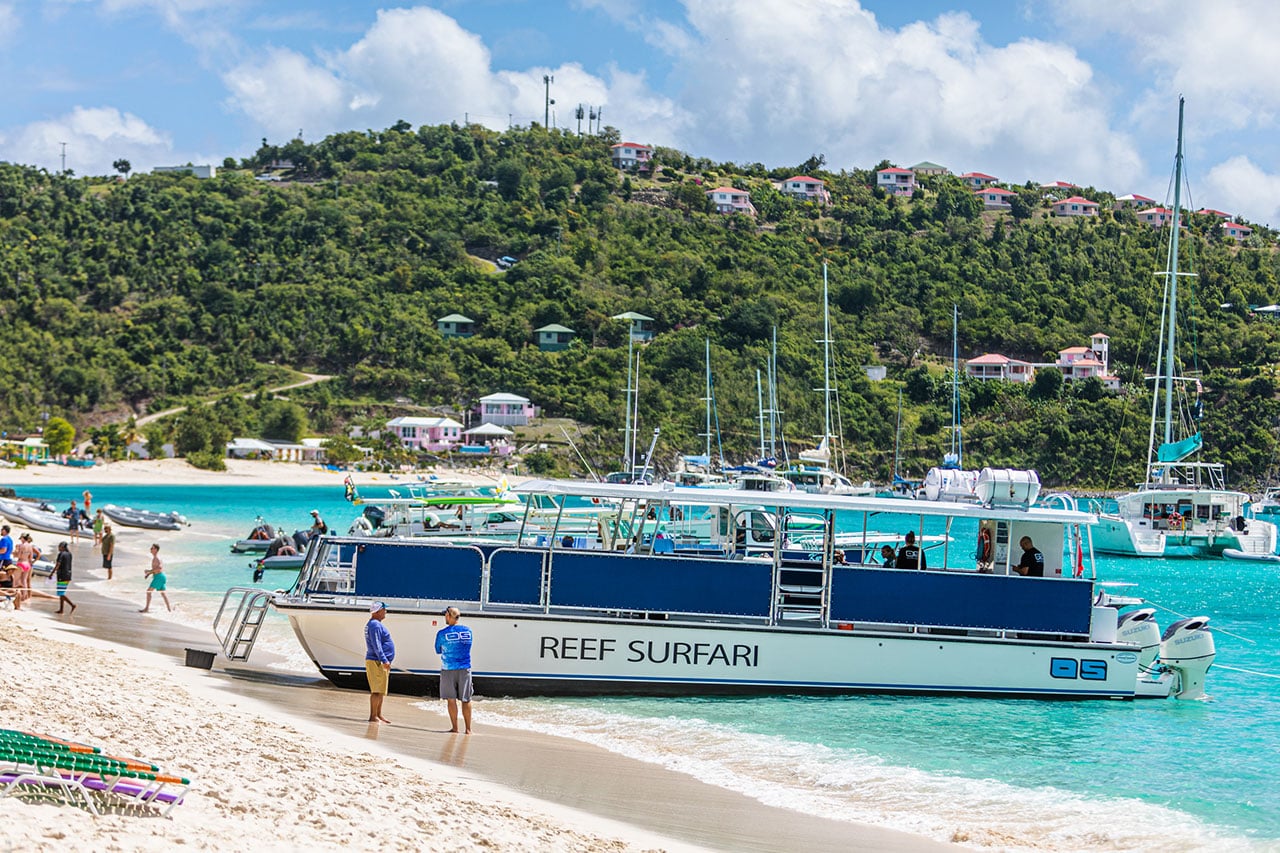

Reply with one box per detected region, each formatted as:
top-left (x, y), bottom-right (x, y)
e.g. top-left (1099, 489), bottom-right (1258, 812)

top-left (3, 1), bottom-right (1280, 223)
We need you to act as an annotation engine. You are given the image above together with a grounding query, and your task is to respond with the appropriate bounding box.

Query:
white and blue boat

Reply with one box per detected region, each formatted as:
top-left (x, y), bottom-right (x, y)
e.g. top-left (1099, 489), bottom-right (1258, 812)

top-left (217, 476), bottom-right (1215, 701)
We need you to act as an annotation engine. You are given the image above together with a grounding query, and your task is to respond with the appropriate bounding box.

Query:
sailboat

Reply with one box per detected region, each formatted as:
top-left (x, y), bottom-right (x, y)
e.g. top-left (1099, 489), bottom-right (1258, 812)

top-left (1092, 98), bottom-right (1277, 558)
top-left (782, 262), bottom-right (872, 496)
top-left (921, 306), bottom-right (982, 502)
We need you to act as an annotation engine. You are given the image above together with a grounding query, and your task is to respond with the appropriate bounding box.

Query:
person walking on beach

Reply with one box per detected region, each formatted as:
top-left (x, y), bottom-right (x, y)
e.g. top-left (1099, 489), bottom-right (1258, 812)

top-left (82, 490), bottom-right (92, 516)
top-left (55, 542), bottom-right (76, 615)
top-left (435, 606), bottom-right (474, 734)
top-left (12, 533), bottom-right (33, 603)
top-left (100, 524), bottom-right (115, 580)
top-left (139, 543), bottom-right (171, 613)
top-left (364, 602), bottom-right (394, 724)
top-left (0, 525), bottom-right (13, 572)
top-left (92, 509), bottom-right (105, 548)
top-left (64, 500), bottom-right (82, 544)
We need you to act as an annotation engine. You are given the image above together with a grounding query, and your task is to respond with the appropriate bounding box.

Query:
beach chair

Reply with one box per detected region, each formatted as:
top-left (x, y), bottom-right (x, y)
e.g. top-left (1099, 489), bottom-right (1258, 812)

top-left (0, 729), bottom-right (190, 816)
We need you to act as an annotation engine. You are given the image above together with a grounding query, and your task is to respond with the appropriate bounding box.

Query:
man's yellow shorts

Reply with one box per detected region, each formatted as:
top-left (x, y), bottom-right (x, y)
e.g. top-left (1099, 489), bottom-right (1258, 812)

top-left (365, 660), bottom-right (390, 694)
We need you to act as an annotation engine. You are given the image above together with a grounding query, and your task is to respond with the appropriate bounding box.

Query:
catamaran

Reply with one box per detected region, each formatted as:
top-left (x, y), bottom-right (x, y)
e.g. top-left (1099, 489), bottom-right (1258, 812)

top-left (1091, 99), bottom-right (1277, 558)
top-left (217, 476), bottom-right (1216, 701)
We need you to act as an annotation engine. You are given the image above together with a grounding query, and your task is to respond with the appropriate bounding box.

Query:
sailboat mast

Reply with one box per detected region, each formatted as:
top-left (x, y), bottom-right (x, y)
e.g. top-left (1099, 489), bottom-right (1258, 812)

top-left (821, 262), bottom-right (834, 447)
top-left (756, 369), bottom-right (766, 460)
top-left (631, 347), bottom-right (642, 473)
top-left (1165, 96), bottom-right (1186, 449)
top-left (769, 327), bottom-right (779, 457)
top-left (702, 338), bottom-right (713, 460)
top-left (894, 388), bottom-right (903, 481)
top-left (951, 304), bottom-right (962, 467)
top-left (621, 333), bottom-right (634, 471)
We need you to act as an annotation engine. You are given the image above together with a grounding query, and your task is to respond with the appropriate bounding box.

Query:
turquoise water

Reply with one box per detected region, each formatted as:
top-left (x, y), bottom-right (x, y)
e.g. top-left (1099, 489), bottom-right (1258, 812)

top-left (12, 482), bottom-right (1280, 849)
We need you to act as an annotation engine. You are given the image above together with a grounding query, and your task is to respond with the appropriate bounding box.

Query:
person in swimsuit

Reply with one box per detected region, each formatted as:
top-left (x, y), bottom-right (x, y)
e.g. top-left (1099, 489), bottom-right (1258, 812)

top-left (139, 543), bottom-right (172, 613)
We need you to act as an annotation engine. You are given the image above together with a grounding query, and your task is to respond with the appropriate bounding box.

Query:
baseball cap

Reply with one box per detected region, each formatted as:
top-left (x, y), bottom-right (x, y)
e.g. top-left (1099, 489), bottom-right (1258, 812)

top-left (369, 601), bottom-right (386, 613)
top-left (310, 509), bottom-right (320, 515)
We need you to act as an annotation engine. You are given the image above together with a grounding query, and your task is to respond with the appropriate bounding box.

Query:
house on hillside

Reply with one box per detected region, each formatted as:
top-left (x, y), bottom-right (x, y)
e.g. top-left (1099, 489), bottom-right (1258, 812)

top-left (534, 323), bottom-right (575, 351)
top-left (152, 164), bottom-right (216, 179)
top-left (386, 416), bottom-right (463, 452)
top-left (477, 392), bottom-right (536, 427)
top-left (876, 167), bottom-right (916, 197)
top-left (959, 172), bottom-right (998, 189)
top-left (437, 314), bottom-right (476, 338)
top-left (975, 187), bottom-right (1016, 209)
top-left (910, 161), bottom-right (950, 176)
top-left (706, 187), bottom-right (756, 215)
top-left (611, 142), bottom-right (653, 171)
top-left (1137, 207), bottom-right (1175, 227)
top-left (613, 311), bottom-right (655, 343)
top-left (777, 176), bottom-right (831, 204)
top-left (965, 354), bottom-right (1035, 384)
top-left (1197, 208), bottom-right (1232, 219)
top-left (1115, 193), bottom-right (1156, 210)
top-left (1040, 181), bottom-right (1077, 191)
top-left (1223, 221), bottom-right (1253, 242)
top-left (1052, 196), bottom-right (1099, 217)
top-left (460, 423), bottom-right (515, 457)
top-left (1055, 334), bottom-right (1118, 390)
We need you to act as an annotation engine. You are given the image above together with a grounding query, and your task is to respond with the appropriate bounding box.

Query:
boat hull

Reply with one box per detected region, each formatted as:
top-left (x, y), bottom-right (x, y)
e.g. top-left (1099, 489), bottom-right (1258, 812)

top-left (279, 605), bottom-right (1142, 700)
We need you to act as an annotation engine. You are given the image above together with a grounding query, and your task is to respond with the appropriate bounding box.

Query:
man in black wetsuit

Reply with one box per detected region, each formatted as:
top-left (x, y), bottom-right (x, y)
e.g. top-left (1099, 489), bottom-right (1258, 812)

top-left (895, 531), bottom-right (926, 570)
top-left (1014, 536), bottom-right (1045, 577)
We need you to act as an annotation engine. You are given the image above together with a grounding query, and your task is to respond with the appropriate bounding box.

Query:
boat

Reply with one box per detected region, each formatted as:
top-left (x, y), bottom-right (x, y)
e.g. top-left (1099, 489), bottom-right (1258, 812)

top-left (216, 477), bottom-right (1216, 701)
top-left (101, 504), bottom-right (188, 531)
top-left (1092, 99), bottom-right (1278, 558)
top-left (230, 518), bottom-right (277, 553)
top-left (1222, 548), bottom-right (1280, 564)
top-left (2, 502), bottom-right (87, 536)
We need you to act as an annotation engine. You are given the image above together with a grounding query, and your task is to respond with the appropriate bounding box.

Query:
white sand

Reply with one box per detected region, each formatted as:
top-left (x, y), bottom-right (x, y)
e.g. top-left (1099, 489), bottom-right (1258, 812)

top-left (0, 610), bottom-right (688, 852)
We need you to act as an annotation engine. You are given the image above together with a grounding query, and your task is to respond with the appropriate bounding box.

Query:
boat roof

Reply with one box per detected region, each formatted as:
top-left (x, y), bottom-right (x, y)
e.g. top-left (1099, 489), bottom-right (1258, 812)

top-left (514, 479), bottom-right (1098, 524)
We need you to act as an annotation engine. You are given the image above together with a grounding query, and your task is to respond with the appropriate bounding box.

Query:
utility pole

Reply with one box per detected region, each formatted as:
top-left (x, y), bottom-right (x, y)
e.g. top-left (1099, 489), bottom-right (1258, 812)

top-left (595, 106), bottom-right (603, 134)
top-left (59, 141), bottom-right (67, 174)
top-left (575, 104), bottom-right (585, 136)
top-left (543, 74), bottom-right (554, 127)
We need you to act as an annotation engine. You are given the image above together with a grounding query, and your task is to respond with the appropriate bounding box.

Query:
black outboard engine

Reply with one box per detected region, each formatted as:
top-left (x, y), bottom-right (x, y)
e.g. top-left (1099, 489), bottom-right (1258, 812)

top-left (363, 505), bottom-right (386, 530)
top-left (292, 530), bottom-right (310, 550)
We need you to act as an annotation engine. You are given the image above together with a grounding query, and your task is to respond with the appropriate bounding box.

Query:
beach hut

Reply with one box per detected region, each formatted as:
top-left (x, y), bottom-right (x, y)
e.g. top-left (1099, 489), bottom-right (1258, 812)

top-left (534, 323), bottom-right (576, 351)
top-left (461, 423), bottom-right (516, 456)
top-left (612, 311), bottom-right (654, 342)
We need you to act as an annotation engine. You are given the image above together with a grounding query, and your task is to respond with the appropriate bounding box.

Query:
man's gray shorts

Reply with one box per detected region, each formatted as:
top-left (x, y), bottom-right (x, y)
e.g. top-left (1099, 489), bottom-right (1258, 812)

top-left (440, 668), bottom-right (473, 701)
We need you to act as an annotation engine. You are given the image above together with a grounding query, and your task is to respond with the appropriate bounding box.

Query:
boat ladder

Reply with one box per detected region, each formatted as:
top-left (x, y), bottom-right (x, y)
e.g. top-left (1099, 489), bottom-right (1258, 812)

top-left (213, 586), bottom-right (274, 662)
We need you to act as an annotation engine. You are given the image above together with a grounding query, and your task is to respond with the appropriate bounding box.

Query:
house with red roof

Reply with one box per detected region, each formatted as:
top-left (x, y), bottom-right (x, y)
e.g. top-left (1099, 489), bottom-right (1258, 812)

top-left (1052, 196), bottom-right (1099, 217)
top-left (611, 142), bottom-right (653, 171)
top-left (1137, 207), bottom-right (1175, 227)
top-left (876, 167), bottom-right (916, 197)
top-left (910, 161), bottom-right (950, 176)
top-left (1197, 208), bottom-right (1231, 219)
top-left (706, 187), bottom-right (757, 216)
top-left (1115, 193), bottom-right (1156, 210)
top-left (777, 175), bottom-right (831, 205)
top-left (959, 172), bottom-right (998, 189)
top-left (965, 354), bottom-right (1035, 384)
top-left (974, 187), bottom-right (1016, 210)
top-left (1040, 180), bottom-right (1077, 191)
top-left (1223, 221), bottom-right (1253, 242)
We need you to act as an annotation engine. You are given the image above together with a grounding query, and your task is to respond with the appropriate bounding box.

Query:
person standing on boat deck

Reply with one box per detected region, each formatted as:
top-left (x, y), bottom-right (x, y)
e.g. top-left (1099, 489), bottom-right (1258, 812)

top-left (365, 602), bottom-right (394, 724)
top-left (139, 544), bottom-right (171, 612)
top-left (54, 542), bottom-right (76, 615)
top-left (1014, 537), bottom-right (1045, 577)
top-left (435, 606), bottom-right (474, 734)
top-left (100, 524), bottom-right (115, 580)
top-left (895, 532), bottom-right (926, 570)
top-left (879, 544), bottom-right (896, 566)
top-left (309, 509), bottom-right (327, 538)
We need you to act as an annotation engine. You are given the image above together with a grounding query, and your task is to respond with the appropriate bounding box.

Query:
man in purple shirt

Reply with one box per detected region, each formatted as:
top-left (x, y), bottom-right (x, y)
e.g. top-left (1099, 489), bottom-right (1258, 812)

top-left (364, 601), bottom-right (394, 724)
top-left (435, 606), bottom-right (474, 734)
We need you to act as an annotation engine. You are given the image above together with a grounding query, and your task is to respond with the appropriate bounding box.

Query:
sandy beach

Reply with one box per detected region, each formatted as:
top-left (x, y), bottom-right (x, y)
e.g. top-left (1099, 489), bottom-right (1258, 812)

top-left (0, 464), bottom-right (953, 852)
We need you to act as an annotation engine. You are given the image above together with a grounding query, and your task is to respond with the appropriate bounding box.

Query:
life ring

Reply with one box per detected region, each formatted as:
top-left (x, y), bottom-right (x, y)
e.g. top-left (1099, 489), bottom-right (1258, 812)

top-left (1168, 513), bottom-right (1183, 531)
top-left (975, 526), bottom-right (993, 563)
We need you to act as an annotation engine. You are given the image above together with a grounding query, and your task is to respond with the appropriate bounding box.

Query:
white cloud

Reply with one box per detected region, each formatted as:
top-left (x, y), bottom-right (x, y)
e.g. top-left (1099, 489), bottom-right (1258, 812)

top-left (0, 3), bottom-right (18, 42)
top-left (221, 6), bottom-right (688, 143)
top-left (0, 106), bottom-right (177, 176)
top-left (660, 0), bottom-right (1139, 183)
top-left (1203, 156), bottom-right (1280, 227)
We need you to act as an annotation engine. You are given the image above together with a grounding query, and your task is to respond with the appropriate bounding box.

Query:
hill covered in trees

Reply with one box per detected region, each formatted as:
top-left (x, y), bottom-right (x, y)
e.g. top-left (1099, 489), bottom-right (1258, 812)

top-left (2, 121), bottom-right (1280, 488)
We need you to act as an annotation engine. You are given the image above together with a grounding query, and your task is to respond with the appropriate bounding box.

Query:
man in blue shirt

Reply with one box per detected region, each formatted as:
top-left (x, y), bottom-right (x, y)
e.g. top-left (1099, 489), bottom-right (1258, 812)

top-left (0, 526), bottom-right (12, 569)
top-left (435, 606), bottom-right (474, 734)
top-left (364, 601), bottom-right (395, 724)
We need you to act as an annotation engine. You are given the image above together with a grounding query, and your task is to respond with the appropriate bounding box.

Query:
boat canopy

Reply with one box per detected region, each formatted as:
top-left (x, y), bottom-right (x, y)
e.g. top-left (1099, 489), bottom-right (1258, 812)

top-left (1157, 432), bottom-right (1203, 464)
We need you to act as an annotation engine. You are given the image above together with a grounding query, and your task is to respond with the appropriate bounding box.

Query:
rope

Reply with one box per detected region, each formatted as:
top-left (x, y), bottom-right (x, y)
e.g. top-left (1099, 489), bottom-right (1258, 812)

top-left (1213, 663), bottom-right (1280, 680)
top-left (1142, 598), bottom-right (1256, 643)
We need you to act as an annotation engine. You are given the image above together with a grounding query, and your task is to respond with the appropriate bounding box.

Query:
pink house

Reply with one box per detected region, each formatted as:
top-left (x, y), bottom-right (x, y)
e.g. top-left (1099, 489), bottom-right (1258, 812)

top-left (777, 175), bottom-right (831, 204)
top-left (1040, 181), bottom-right (1077, 191)
top-left (965, 354), bottom-right (1034, 384)
top-left (385, 416), bottom-right (463, 452)
top-left (974, 187), bottom-right (1016, 209)
top-left (1136, 207), bottom-right (1175, 227)
top-left (1052, 196), bottom-right (1099, 217)
top-left (706, 187), bottom-right (757, 215)
top-left (876, 167), bottom-right (916, 197)
top-left (959, 172), bottom-right (998, 189)
top-left (477, 392), bottom-right (537, 426)
top-left (1223, 221), bottom-right (1253, 242)
top-left (611, 142), bottom-right (653, 171)
top-left (1197, 208), bottom-right (1231, 219)
top-left (1055, 334), bottom-right (1119, 390)
top-left (1115, 193), bottom-right (1156, 210)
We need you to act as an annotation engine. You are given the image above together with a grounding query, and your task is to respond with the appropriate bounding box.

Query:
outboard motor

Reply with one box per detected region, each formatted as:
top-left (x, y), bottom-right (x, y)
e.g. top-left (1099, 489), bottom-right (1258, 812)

top-left (1116, 608), bottom-right (1162, 671)
top-left (292, 530), bottom-right (310, 550)
top-left (1160, 616), bottom-right (1215, 700)
top-left (363, 505), bottom-right (386, 530)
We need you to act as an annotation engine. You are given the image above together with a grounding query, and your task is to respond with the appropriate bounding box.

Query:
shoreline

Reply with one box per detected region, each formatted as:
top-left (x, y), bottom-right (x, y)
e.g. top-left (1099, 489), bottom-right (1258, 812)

top-left (1, 524), bottom-right (951, 852)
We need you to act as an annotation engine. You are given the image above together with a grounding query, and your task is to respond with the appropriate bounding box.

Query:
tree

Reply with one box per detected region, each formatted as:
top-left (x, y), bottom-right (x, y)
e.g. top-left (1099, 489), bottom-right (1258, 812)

top-left (112, 158), bottom-right (132, 178)
top-left (43, 417), bottom-right (76, 457)
top-left (261, 401), bottom-right (308, 443)
top-left (322, 435), bottom-right (362, 466)
top-left (1031, 367), bottom-right (1064, 400)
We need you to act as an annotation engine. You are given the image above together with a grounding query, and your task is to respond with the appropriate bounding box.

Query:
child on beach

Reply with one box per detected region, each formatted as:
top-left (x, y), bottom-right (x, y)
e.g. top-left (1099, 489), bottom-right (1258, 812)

top-left (93, 509), bottom-right (105, 547)
top-left (140, 543), bottom-right (171, 613)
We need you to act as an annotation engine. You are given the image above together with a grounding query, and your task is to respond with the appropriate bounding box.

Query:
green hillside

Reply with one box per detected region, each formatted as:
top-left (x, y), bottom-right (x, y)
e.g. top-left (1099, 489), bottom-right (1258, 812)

top-left (2, 122), bottom-right (1280, 487)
